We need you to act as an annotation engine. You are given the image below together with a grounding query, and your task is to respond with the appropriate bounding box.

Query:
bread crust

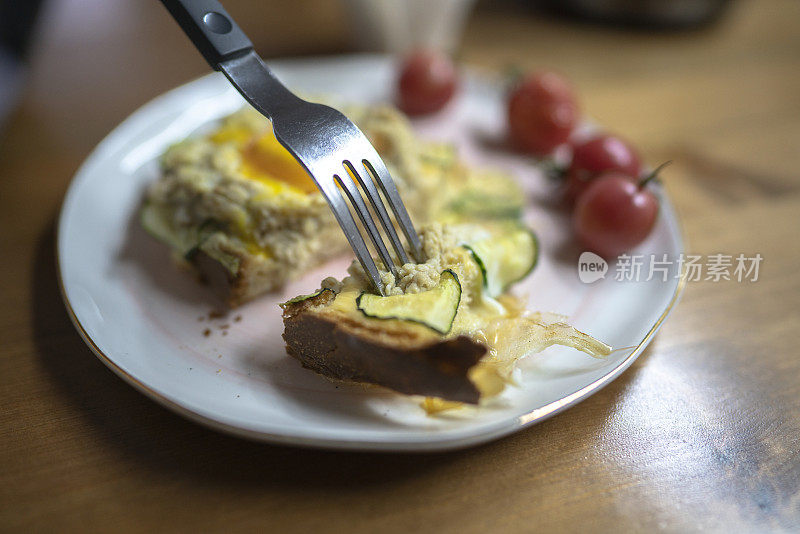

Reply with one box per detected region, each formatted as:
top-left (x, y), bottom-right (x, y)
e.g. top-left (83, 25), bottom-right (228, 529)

top-left (281, 291), bottom-right (486, 403)
top-left (190, 236), bottom-right (345, 307)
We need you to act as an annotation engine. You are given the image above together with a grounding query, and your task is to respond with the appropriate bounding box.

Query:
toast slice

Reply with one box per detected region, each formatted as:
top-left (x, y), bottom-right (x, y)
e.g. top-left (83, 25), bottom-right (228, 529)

top-left (141, 104), bottom-right (525, 306)
top-left (282, 287), bottom-right (488, 403)
top-left (281, 223), bottom-right (611, 405)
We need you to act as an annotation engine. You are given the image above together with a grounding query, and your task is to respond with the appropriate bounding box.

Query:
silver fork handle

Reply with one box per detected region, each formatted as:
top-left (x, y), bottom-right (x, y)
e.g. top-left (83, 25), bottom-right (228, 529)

top-left (160, 0), bottom-right (252, 69)
top-left (218, 53), bottom-right (307, 126)
top-left (159, 0), bottom-right (296, 119)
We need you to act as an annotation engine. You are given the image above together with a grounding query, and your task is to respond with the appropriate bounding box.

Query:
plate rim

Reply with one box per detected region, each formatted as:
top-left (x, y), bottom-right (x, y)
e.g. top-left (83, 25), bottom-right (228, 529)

top-left (56, 57), bottom-right (687, 452)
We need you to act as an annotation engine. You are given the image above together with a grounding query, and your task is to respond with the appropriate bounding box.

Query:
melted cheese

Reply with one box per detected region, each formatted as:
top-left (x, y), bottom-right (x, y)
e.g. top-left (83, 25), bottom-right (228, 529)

top-left (330, 225), bottom-right (513, 343)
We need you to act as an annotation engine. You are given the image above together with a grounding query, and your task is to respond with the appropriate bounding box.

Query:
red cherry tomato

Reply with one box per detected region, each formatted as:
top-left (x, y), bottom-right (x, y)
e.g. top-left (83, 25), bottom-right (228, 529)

top-left (565, 134), bottom-right (641, 203)
top-left (508, 71), bottom-right (578, 155)
top-left (397, 50), bottom-right (457, 115)
top-left (573, 172), bottom-right (658, 258)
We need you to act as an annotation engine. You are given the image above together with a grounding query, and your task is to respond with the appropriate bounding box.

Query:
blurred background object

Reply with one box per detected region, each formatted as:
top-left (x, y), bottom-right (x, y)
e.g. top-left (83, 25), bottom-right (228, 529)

top-left (533, 0), bottom-right (733, 29)
top-left (343, 0), bottom-right (476, 53)
top-left (0, 0), bottom-right (742, 138)
top-left (0, 0), bottom-right (45, 132)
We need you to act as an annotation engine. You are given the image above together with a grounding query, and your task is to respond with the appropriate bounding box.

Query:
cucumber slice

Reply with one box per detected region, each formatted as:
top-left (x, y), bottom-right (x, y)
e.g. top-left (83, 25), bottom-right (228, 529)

top-left (141, 202), bottom-right (196, 255)
top-left (446, 192), bottom-right (523, 220)
top-left (141, 202), bottom-right (242, 273)
top-left (445, 173), bottom-right (525, 221)
top-left (464, 228), bottom-right (538, 297)
top-left (356, 270), bottom-right (462, 335)
top-left (280, 288), bottom-right (334, 308)
top-left (184, 219), bottom-right (225, 260)
top-left (420, 143), bottom-right (457, 170)
top-left (141, 202), bottom-right (224, 259)
top-left (194, 237), bottom-right (241, 276)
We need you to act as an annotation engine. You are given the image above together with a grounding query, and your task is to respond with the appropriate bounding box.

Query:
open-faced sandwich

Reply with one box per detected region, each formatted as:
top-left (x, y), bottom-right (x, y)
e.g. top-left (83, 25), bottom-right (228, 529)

top-left (281, 222), bottom-right (611, 408)
top-left (141, 100), bottom-right (611, 408)
top-left (141, 105), bottom-right (523, 305)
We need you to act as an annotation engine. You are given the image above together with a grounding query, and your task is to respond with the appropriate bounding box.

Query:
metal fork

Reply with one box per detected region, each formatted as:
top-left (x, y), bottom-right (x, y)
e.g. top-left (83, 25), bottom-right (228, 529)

top-left (160, 0), bottom-right (423, 294)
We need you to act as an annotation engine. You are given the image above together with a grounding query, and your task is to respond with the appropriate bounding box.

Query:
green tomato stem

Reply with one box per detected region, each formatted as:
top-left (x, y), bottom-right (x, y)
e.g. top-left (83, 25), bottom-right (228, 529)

top-left (639, 160), bottom-right (672, 189)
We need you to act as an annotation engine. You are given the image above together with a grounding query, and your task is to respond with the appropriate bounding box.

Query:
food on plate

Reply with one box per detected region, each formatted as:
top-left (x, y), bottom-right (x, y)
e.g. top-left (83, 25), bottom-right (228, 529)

top-left (141, 103), bottom-right (522, 306)
top-left (565, 136), bottom-right (663, 258)
top-left (507, 71), bottom-right (578, 155)
top-left (565, 133), bottom-right (642, 203)
top-left (282, 222), bottom-right (611, 405)
top-left (504, 66), bottom-right (661, 256)
top-left (397, 49), bottom-right (458, 115)
top-left (573, 171), bottom-right (659, 258)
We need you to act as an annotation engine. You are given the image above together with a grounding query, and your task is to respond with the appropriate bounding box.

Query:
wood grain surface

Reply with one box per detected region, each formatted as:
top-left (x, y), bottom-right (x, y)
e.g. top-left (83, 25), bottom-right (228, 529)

top-left (1, 0), bottom-right (798, 532)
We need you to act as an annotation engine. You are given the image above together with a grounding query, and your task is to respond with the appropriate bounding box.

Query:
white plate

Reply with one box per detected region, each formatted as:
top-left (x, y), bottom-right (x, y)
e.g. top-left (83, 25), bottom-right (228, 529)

top-left (58, 55), bottom-right (685, 452)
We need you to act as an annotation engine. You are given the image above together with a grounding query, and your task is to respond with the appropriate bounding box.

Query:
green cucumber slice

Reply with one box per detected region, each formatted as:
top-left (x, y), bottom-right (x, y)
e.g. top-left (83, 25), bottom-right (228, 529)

top-left (445, 173), bottom-right (525, 221)
top-left (141, 202), bottom-right (225, 259)
top-left (194, 237), bottom-right (241, 276)
top-left (141, 202), bottom-right (196, 255)
top-left (356, 270), bottom-right (462, 335)
top-left (446, 192), bottom-right (523, 220)
top-left (141, 202), bottom-right (242, 274)
top-left (420, 143), bottom-right (457, 169)
top-left (184, 219), bottom-right (225, 260)
top-left (280, 288), bottom-right (334, 308)
top-left (464, 228), bottom-right (538, 297)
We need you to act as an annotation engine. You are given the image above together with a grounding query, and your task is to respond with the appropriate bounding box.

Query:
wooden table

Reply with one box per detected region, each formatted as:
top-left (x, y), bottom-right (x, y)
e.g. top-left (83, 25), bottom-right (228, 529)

top-left (2, 1), bottom-right (798, 531)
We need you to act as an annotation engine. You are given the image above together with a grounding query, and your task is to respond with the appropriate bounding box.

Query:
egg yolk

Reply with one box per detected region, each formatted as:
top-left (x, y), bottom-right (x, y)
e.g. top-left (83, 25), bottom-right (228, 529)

top-left (211, 125), bottom-right (318, 195)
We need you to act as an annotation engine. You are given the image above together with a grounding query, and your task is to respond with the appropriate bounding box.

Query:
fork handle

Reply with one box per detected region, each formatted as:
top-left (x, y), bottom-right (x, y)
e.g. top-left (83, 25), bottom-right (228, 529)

top-left (159, 0), bottom-right (253, 70)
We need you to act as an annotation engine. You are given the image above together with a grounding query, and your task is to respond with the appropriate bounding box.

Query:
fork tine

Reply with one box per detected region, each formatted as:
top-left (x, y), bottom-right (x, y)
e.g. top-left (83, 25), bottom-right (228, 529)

top-left (362, 158), bottom-right (424, 262)
top-left (319, 183), bottom-right (384, 294)
top-left (335, 167), bottom-right (398, 278)
top-left (343, 160), bottom-right (409, 267)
